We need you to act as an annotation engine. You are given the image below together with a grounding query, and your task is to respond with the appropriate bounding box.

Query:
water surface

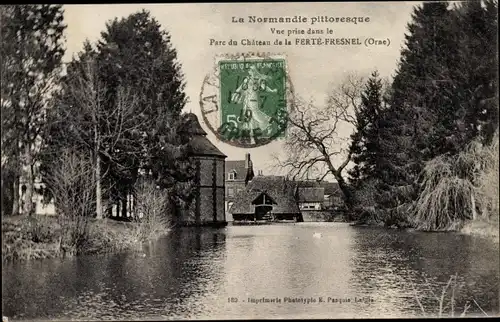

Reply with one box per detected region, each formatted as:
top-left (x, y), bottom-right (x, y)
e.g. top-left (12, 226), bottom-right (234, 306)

top-left (2, 223), bottom-right (499, 319)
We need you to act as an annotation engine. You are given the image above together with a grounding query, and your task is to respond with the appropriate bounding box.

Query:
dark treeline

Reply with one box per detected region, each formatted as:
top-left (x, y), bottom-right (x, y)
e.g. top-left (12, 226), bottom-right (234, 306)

top-left (1, 6), bottom-right (198, 259)
top-left (1, 6), bottom-right (195, 220)
top-left (347, 0), bottom-right (498, 230)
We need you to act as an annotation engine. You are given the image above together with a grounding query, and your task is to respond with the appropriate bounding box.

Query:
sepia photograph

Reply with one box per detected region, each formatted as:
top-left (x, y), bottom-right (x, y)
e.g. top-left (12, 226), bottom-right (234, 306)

top-left (1, 1), bottom-right (499, 320)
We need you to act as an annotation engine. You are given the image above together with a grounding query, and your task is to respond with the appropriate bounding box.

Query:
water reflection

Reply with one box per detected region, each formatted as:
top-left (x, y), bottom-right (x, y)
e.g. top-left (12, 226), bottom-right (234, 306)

top-left (2, 223), bottom-right (499, 320)
top-left (350, 227), bottom-right (500, 317)
top-left (3, 228), bottom-right (227, 320)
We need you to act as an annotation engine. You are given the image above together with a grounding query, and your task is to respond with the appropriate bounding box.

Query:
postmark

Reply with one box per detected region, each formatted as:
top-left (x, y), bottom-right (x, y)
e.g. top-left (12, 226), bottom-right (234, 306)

top-left (199, 52), bottom-right (295, 148)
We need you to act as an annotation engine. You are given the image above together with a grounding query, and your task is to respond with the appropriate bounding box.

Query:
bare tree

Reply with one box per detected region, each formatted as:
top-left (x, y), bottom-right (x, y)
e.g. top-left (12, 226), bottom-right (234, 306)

top-left (132, 178), bottom-right (171, 241)
top-left (45, 53), bottom-right (142, 219)
top-left (44, 149), bottom-right (96, 218)
top-left (43, 149), bottom-right (96, 254)
top-left (277, 73), bottom-right (365, 208)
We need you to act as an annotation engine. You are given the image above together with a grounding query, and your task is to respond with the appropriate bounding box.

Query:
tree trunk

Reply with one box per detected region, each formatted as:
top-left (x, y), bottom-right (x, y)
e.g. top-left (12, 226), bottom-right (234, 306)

top-left (95, 153), bottom-right (103, 219)
top-left (11, 145), bottom-right (20, 216)
top-left (23, 145), bottom-right (34, 216)
top-left (471, 192), bottom-right (477, 220)
top-left (1, 166), bottom-right (17, 216)
top-left (12, 175), bottom-right (19, 215)
top-left (333, 172), bottom-right (355, 209)
top-left (121, 193), bottom-right (128, 218)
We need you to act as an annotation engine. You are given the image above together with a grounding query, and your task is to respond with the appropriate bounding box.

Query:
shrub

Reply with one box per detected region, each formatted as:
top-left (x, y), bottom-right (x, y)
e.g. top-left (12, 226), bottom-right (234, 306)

top-left (131, 179), bottom-right (171, 242)
top-left (475, 132), bottom-right (499, 221)
top-left (412, 133), bottom-right (499, 231)
top-left (43, 149), bottom-right (96, 255)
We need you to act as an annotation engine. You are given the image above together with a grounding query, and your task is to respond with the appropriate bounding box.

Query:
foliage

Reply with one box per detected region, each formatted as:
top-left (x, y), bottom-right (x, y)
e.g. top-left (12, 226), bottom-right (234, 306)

top-left (96, 9), bottom-right (192, 200)
top-left (131, 179), bottom-right (171, 242)
top-left (2, 216), bottom-right (62, 262)
top-left (375, 2), bottom-right (455, 216)
top-left (412, 133), bottom-right (499, 231)
top-left (1, 214), bottom-right (167, 262)
top-left (41, 149), bottom-right (97, 254)
top-left (348, 70), bottom-right (386, 191)
top-left (1, 5), bottom-right (66, 215)
top-left (475, 132), bottom-right (499, 220)
top-left (369, 1), bottom-right (498, 230)
top-left (40, 9), bottom-right (194, 218)
top-left (411, 155), bottom-right (476, 231)
top-left (449, 0), bottom-right (499, 146)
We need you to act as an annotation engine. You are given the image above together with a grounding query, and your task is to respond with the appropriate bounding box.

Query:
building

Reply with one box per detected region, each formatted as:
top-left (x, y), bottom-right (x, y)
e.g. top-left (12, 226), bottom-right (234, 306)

top-left (295, 180), bottom-right (343, 210)
top-left (230, 175), bottom-right (302, 222)
top-left (296, 186), bottom-right (325, 211)
top-left (321, 182), bottom-right (344, 210)
top-left (224, 153), bottom-right (254, 213)
top-left (179, 113), bottom-right (227, 227)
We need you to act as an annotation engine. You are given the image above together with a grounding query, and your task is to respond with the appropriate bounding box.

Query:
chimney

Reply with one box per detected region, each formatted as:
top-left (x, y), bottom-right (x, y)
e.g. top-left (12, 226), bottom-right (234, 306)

top-left (245, 153), bottom-right (251, 169)
top-left (244, 153), bottom-right (255, 184)
top-left (258, 170), bottom-right (263, 176)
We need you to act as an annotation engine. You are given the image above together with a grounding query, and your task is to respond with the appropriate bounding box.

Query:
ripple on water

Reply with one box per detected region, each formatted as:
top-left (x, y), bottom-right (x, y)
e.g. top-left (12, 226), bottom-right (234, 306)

top-left (2, 224), bottom-right (499, 319)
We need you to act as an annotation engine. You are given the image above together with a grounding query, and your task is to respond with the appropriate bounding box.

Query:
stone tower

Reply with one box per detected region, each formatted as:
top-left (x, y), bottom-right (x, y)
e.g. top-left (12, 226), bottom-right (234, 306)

top-left (180, 113), bottom-right (227, 227)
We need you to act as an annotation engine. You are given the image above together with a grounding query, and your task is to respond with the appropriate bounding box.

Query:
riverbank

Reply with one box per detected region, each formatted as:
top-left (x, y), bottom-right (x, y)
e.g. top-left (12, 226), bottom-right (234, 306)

top-left (461, 217), bottom-right (499, 243)
top-left (2, 215), bottom-right (170, 262)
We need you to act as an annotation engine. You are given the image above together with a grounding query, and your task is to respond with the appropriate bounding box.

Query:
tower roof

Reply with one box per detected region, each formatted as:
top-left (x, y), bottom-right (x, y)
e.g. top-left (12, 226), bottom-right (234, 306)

top-left (181, 113), bottom-right (226, 158)
top-left (181, 113), bottom-right (208, 136)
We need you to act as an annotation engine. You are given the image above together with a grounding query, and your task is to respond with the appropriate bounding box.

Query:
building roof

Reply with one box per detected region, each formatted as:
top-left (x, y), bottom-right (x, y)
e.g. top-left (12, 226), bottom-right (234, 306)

top-left (180, 113), bottom-right (226, 158)
top-left (296, 180), bottom-right (341, 196)
top-left (188, 136), bottom-right (227, 158)
top-left (225, 160), bottom-right (247, 182)
top-left (297, 187), bottom-right (325, 203)
top-left (225, 153), bottom-right (254, 182)
top-left (230, 176), bottom-right (300, 215)
top-left (180, 113), bottom-right (207, 136)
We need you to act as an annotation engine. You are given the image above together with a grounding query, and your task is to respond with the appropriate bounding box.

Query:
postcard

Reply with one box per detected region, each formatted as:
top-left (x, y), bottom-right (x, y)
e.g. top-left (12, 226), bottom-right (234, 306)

top-left (1, 2), bottom-right (498, 320)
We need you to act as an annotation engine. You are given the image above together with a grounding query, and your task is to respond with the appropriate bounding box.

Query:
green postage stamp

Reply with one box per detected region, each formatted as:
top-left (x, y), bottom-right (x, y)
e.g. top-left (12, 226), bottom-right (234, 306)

top-left (219, 58), bottom-right (287, 143)
top-left (200, 53), bottom-right (292, 148)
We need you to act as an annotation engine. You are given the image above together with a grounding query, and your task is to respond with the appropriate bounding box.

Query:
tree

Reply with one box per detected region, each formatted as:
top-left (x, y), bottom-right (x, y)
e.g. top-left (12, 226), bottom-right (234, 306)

top-left (41, 10), bottom-right (193, 219)
top-left (1, 5), bottom-right (66, 216)
top-left (348, 71), bottom-right (386, 190)
top-left (449, 0), bottom-right (498, 146)
top-left (278, 73), bottom-right (365, 210)
top-left (95, 10), bottom-right (192, 216)
top-left (41, 42), bottom-right (145, 219)
top-left (373, 0), bottom-right (498, 228)
top-left (374, 2), bottom-right (457, 214)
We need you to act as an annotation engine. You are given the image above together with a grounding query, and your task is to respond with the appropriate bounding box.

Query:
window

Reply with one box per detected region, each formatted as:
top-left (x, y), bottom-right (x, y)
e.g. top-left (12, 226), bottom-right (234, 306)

top-left (228, 188), bottom-right (235, 197)
top-left (228, 171), bottom-right (236, 180)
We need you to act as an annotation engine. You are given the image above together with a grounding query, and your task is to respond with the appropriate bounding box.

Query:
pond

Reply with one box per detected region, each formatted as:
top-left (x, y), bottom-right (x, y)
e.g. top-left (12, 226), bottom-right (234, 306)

top-left (2, 222), bottom-right (499, 320)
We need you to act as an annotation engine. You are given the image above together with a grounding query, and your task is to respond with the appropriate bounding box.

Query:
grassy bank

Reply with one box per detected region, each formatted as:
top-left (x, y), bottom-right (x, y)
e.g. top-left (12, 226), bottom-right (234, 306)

top-left (461, 217), bottom-right (499, 243)
top-left (2, 215), bottom-right (170, 262)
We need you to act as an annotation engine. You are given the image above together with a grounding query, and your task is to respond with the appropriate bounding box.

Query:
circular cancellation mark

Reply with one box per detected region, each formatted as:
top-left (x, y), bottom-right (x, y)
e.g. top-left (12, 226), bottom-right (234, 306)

top-left (199, 52), bottom-right (296, 148)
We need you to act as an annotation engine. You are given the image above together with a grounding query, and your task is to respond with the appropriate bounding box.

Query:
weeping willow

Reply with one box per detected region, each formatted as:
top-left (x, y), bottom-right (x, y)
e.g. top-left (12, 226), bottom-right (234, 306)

top-left (412, 133), bottom-right (499, 231)
top-left (476, 133), bottom-right (499, 221)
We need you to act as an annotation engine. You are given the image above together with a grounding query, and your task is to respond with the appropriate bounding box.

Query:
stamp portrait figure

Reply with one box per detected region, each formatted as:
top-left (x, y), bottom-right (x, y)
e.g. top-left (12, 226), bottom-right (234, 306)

top-left (230, 65), bottom-right (278, 138)
top-left (218, 58), bottom-right (287, 146)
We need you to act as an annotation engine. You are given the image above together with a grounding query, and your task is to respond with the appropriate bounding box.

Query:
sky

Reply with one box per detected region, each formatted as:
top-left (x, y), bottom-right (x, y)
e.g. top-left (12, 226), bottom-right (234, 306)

top-left (62, 2), bottom-right (421, 178)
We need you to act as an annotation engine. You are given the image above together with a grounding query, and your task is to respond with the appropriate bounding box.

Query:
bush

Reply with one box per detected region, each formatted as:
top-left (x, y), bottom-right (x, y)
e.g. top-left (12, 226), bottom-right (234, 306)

top-left (475, 132), bottom-right (499, 221)
top-left (412, 133), bottom-right (499, 231)
top-left (131, 179), bottom-right (171, 242)
top-left (2, 216), bottom-right (62, 262)
top-left (25, 216), bottom-right (60, 243)
top-left (43, 149), bottom-right (96, 256)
